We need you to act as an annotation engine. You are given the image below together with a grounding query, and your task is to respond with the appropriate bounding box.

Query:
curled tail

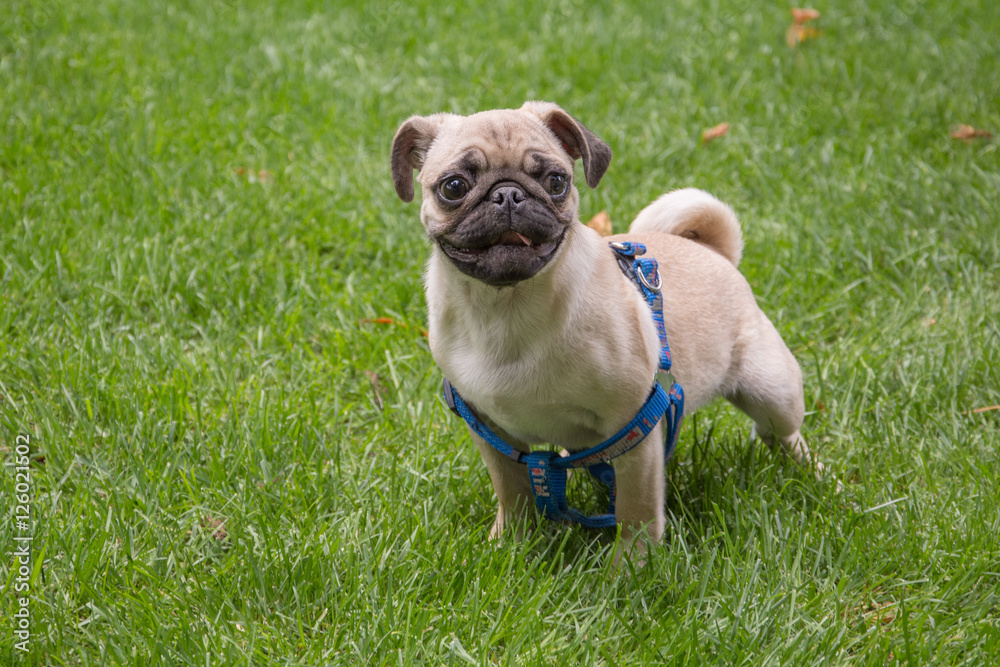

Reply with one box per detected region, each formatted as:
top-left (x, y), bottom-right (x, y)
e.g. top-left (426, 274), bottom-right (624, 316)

top-left (629, 188), bottom-right (743, 266)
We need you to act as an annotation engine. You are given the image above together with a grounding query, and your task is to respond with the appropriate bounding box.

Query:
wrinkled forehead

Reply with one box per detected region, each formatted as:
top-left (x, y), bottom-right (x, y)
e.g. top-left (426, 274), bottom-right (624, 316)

top-left (424, 110), bottom-right (570, 178)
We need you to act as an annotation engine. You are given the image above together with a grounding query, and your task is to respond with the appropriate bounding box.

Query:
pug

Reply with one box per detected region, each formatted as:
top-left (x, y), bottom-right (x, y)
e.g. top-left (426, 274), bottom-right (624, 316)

top-left (391, 102), bottom-right (826, 554)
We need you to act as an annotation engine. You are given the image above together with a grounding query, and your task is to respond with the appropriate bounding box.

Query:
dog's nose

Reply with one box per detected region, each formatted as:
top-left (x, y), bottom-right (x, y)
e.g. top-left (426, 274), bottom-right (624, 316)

top-left (489, 185), bottom-right (525, 215)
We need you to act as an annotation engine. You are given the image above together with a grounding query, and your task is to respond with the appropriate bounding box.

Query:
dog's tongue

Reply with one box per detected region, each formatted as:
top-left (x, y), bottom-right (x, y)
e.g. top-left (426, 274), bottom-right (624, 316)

top-left (497, 231), bottom-right (534, 246)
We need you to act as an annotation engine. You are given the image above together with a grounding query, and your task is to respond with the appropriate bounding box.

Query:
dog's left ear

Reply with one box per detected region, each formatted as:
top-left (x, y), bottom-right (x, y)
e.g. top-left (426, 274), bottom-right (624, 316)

top-left (521, 102), bottom-right (612, 189)
top-left (390, 113), bottom-right (454, 202)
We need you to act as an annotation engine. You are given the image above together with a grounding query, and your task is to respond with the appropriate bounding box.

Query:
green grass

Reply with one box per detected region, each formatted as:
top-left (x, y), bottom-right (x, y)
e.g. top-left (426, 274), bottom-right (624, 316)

top-left (2, 0), bottom-right (999, 664)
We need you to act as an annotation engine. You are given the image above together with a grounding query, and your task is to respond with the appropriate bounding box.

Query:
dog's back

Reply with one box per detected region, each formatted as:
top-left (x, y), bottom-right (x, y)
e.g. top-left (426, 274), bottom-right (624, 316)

top-left (629, 188), bottom-right (743, 267)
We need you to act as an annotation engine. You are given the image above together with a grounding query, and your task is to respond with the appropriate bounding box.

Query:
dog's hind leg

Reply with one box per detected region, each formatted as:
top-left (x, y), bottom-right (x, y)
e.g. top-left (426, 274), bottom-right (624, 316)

top-left (724, 316), bottom-right (830, 480)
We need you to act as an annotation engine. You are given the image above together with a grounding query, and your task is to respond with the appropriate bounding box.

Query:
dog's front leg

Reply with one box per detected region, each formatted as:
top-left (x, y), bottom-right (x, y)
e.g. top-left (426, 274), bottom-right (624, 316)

top-left (469, 430), bottom-right (534, 540)
top-left (612, 422), bottom-right (666, 560)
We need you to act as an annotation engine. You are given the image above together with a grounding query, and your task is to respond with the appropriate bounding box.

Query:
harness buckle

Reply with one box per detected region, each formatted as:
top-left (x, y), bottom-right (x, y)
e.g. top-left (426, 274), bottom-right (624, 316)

top-left (609, 241), bottom-right (646, 256)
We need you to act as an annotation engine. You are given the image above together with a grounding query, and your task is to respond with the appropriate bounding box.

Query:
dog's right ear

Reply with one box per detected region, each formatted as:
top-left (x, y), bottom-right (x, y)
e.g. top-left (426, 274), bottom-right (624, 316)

top-left (391, 114), bottom-right (452, 203)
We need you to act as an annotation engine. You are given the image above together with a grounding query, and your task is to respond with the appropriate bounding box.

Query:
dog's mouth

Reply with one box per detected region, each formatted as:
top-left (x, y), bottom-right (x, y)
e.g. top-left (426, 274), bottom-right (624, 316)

top-left (440, 230), bottom-right (561, 261)
top-left (437, 227), bottom-right (566, 287)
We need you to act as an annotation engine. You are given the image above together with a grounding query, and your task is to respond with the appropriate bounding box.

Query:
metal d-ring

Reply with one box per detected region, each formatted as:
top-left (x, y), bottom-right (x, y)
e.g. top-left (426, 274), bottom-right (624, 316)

top-left (637, 267), bottom-right (662, 292)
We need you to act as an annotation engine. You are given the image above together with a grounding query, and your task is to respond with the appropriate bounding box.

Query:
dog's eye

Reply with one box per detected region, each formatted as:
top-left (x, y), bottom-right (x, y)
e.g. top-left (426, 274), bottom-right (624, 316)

top-left (439, 177), bottom-right (470, 202)
top-left (546, 173), bottom-right (569, 197)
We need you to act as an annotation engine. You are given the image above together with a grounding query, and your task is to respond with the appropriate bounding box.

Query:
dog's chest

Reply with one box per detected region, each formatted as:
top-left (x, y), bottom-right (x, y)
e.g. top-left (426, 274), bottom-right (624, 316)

top-left (435, 329), bottom-right (648, 449)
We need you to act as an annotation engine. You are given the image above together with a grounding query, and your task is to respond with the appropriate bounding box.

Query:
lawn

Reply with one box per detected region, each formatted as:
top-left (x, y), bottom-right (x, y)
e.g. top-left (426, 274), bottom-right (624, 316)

top-left (2, 0), bottom-right (999, 664)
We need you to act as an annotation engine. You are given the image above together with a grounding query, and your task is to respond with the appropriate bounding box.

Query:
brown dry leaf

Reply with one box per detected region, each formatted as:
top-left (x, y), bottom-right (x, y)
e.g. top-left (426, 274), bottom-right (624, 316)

top-left (233, 167), bottom-right (275, 184)
top-left (586, 210), bottom-right (612, 236)
top-left (791, 8), bottom-right (821, 25)
top-left (200, 515), bottom-right (228, 541)
top-left (863, 601), bottom-right (897, 627)
top-left (787, 9), bottom-right (821, 47)
top-left (950, 124), bottom-right (993, 143)
top-left (786, 24), bottom-right (821, 47)
top-left (701, 122), bottom-right (730, 143)
top-left (364, 370), bottom-right (388, 410)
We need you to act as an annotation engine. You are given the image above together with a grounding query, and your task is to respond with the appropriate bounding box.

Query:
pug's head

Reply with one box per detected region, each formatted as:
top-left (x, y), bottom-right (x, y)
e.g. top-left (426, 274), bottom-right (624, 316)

top-left (391, 102), bottom-right (612, 287)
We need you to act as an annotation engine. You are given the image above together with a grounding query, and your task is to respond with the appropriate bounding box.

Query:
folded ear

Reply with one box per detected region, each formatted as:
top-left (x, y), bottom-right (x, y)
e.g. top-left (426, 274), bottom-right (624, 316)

top-left (390, 114), bottom-right (452, 202)
top-left (520, 101), bottom-right (612, 189)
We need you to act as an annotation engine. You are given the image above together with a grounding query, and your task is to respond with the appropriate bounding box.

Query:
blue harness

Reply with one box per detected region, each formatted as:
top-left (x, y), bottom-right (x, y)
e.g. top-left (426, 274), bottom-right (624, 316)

top-left (442, 241), bottom-right (685, 528)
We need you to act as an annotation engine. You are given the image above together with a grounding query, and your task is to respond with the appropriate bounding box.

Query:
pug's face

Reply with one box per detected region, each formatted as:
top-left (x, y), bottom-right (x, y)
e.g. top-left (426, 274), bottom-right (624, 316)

top-left (391, 103), bottom-right (612, 287)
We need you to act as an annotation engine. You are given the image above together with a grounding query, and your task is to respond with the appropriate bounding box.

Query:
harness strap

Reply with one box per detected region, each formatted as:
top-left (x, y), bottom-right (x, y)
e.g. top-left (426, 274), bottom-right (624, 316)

top-left (524, 451), bottom-right (618, 528)
top-left (611, 241), bottom-right (672, 373)
top-left (443, 378), bottom-right (524, 463)
top-left (610, 241), bottom-right (686, 459)
top-left (445, 380), bottom-right (670, 471)
top-left (441, 241), bottom-right (685, 528)
top-left (444, 380), bottom-right (671, 527)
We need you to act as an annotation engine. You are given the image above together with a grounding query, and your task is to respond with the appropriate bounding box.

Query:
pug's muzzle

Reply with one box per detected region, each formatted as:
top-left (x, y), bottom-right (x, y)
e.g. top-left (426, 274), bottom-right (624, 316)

top-left (436, 181), bottom-right (569, 287)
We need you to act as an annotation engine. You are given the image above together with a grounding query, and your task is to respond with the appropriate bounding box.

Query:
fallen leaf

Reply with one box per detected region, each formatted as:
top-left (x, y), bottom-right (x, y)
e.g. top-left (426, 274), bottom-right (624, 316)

top-left (200, 515), bottom-right (228, 541)
top-left (950, 124), bottom-right (993, 143)
top-left (787, 9), bottom-right (822, 47)
top-left (791, 8), bottom-right (821, 25)
top-left (786, 24), bottom-right (821, 47)
top-left (365, 370), bottom-right (388, 410)
top-left (701, 122), bottom-right (730, 143)
top-left (585, 210), bottom-right (612, 236)
top-left (862, 601), bottom-right (897, 627)
top-left (233, 167), bottom-right (275, 184)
